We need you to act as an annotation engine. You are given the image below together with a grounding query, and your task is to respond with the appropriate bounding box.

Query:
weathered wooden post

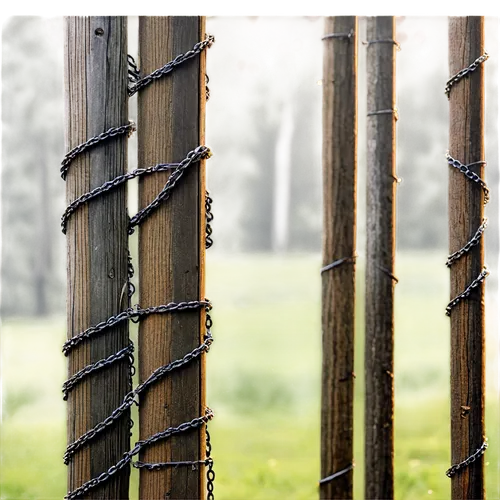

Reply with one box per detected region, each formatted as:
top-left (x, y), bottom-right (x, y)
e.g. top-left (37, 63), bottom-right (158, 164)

top-left (320, 15), bottom-right (357, 500)
top-left (136, 16), bottom-right (210, 499)
top-left (63, 16), bottom-right (130, 499)
top-left (446, 16), bottom-right (488, 500)
top-left (364, 15), bottom-right (397, 500)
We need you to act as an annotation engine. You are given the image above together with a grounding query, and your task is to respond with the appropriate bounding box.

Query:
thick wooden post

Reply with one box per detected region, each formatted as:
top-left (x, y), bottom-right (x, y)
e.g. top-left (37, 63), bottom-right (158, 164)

top-left (320, 16), bottom-right (357, 500)
top-left (64, 16), bottom-right (130, 498)
top-left (448, 16), bottom-right (486, 500)
top-left (364, 16), bottom-right (397, 500)
top-left (137, 16), bottom-right (207, 499)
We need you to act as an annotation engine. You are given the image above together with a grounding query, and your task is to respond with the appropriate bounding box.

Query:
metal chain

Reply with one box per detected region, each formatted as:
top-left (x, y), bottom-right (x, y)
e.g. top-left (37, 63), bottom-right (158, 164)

top-left (128, 146), bottom-right (212, 234)
top-left (61, 161), bottom-right (179, 233)
top-left (444, 51), bottom-right (490, 480)
top-left (206, 73), bottom-right (211, 101)
top-left (128, 34), bottom-right (215, 96)
top-left (64, 330), bottom-right (213, 464)
top-left (445, 52), bottom-right (489, 98)
top-left (63, 33), bottom-right (216, 499)
top-left (206, 191), bottom-right (214, 249)
top-left (62, 342), bottom-right (134, 401)
top-left (133, 459), bottom-right (209, 471)
top-left (447, 218), bottom-right (488, 267)
top-left (206, 426), bottom-right (215, 500)
top-left (446, 439), bottom-right (488, 478)
top-left (63, 300), bottom-right (210, 355)
top-left (60, 121), bottom-right (136, 180)
top-left (446, 153), bottom-right (489, 204)
top-left (65, 410), bottom-right (213, 500)
top-left (446, 267), bottom-right (489, 316)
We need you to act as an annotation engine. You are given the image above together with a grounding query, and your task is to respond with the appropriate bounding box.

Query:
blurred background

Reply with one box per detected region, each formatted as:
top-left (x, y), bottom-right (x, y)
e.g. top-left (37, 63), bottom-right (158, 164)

top-left (1, 15), bottom-right (499, 499)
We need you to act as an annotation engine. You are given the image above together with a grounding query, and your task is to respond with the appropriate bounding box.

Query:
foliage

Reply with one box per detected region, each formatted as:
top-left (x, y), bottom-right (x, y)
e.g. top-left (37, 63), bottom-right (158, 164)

top-left (1, 16), bottom-right (65, 316)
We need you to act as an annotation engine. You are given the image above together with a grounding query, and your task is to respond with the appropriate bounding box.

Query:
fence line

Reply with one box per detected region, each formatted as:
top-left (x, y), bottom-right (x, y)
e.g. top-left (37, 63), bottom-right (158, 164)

top-left (61, 15), bottom-right (493, 500)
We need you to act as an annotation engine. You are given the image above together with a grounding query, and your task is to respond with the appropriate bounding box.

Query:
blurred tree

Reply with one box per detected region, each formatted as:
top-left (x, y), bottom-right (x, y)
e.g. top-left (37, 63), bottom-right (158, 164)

top-left (396, 67), bottom-right (449, 250)
top-left (240, 86), bottom-right (279, 251)
top-left (289, 78), bottom-right (322, 251)
top-left (1, 16), bottom-right (65, 316)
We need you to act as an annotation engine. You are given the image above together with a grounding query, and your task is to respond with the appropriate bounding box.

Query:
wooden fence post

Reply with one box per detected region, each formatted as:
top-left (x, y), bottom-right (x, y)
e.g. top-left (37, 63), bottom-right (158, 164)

top-left (320, 15), bottom-right (357, 500)
top-left (447, 16), bottom-right (487, 500)
top-left (364, 15), bottom-right (397, 500)
top-left (64, 16), bottom-right (130, 499)
top-left (136, 16), bottom-right (207, 499)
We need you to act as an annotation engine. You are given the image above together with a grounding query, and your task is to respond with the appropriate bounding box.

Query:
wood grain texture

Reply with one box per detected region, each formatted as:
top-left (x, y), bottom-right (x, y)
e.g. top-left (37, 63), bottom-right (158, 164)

top-left (320, 16), bottom-right (357, 500)
top-left (137, 16), bottom-right (206, 500)
top-left (448, 16), bottom-right (486, 500)
top-left (64, 16), bottom-right (130, 499)
top-left (364, 16), bottom-right (396, 500)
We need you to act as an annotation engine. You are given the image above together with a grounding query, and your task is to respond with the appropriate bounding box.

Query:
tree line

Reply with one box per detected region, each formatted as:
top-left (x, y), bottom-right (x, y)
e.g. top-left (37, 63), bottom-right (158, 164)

top-left (1, 16), bottom-right (500, 317)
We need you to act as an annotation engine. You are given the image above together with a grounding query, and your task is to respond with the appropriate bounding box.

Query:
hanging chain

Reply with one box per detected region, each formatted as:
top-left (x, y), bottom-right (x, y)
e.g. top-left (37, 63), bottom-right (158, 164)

top-left (63, 33), bottom-right (216, 500)
top-left (206, 191), bottom-right (214, 249)
top-left (206, 425), bottom-right (215, 500)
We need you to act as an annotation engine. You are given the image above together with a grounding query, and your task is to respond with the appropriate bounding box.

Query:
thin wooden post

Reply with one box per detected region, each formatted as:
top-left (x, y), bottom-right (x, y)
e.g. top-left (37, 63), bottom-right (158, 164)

top-left (320, 16), bottom-right (357, 500)
top-left (137, 16), bottom-right (207, 499)
top-left (448, 16), bottom-right (486, 500)
top-left (364, 16), bottom-right (397, 500)
top-left (64, 16), bottom-right (130, 498)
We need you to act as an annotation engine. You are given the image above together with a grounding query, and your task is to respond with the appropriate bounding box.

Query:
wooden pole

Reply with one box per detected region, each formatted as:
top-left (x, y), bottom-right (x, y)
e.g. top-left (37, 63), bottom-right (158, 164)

top-left (64, 16), bottom-right (130, 498)
top-left (320, 16), bottom-right (357, 500)
top-left (364, 16), bottom-right (396, 500)
top-left (448, 16), bottom-right (486, 500)
top-left (137, 16), bottom-right (207, 499)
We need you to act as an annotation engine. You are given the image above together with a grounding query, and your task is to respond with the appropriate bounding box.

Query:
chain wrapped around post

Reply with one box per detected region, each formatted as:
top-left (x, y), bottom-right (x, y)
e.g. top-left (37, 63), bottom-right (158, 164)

top-left (61, 33), bottom-right (215, 499)
top-left (445, 42), bottom-right (489, 481)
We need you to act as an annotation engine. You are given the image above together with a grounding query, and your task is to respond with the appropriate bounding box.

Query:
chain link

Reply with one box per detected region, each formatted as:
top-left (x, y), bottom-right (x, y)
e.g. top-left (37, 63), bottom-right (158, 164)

top-left (446, 439), bottom-right (488, 478)
top-left (128, 34), bottom-right (215, 96)
top-left (446, 153), bottom-right (489, 204)
top-left (446, 267), bottom-right (489, 316)
top-left (61, 161), bottom-right (179, 233)
top-left (206, 426), bottom-right (215, 500)
top-left (60, 122), bottom-right (136, 180)
top-left (63, 300), bottom-right (210, 355)
top-left (206, 191), bottom-right (214, 249)
top-left (128, 146), bottom-right (212, 234)
top-left (445, 52), bottom-right (489, 98)
top-left (62, 342), bottom-right (134, 400)
top-left (447, 218), bottom-right (488, 267)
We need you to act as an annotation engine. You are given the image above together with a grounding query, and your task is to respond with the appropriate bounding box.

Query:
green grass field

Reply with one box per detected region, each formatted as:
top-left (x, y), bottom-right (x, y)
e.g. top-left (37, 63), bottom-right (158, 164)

top-left (1, 252), bottom-right (498, 499)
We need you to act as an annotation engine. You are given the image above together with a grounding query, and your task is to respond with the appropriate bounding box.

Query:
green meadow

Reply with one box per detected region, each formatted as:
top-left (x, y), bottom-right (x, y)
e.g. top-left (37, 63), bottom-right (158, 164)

top-left (1, 253), bottom-right (498, 499)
